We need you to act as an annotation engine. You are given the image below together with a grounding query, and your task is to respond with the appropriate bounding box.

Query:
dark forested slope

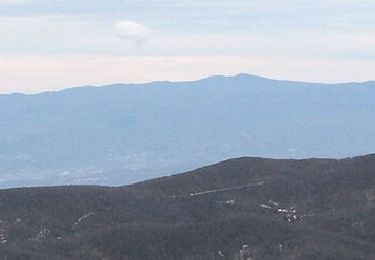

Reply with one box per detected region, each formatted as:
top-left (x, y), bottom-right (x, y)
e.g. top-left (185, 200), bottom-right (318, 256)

top-left (0, 154), bottom-right (375, 259)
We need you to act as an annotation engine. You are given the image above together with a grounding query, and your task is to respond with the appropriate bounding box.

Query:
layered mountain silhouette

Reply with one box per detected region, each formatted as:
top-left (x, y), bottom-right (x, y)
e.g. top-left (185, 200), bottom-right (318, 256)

top-left (0, 155), bottom-right (374, 259)
top-left (1, 73), bottom-right (375, 188)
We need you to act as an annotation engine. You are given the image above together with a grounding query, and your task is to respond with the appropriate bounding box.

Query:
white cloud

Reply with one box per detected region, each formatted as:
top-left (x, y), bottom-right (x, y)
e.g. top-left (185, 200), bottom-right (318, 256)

top-left (113, 21), bottom-right (151, 46)
top-left (0, 2), bottom-right (374, 92)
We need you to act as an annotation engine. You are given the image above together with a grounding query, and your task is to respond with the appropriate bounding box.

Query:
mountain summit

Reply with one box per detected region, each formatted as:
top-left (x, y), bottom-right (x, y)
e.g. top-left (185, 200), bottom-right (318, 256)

top-left (0, 74), bottom-right (375, 188)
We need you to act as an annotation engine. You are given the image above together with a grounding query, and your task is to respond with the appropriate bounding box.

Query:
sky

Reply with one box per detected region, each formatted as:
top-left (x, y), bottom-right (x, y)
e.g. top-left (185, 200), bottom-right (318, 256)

top-left (0, 0), bottom-right (375, 93)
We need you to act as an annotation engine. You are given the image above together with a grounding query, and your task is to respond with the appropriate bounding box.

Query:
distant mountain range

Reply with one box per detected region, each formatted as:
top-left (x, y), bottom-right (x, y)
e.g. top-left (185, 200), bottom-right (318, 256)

top-left (1, 73), bottom-right (375, 188)
top-left (1, 154), bottom-right (375, 259)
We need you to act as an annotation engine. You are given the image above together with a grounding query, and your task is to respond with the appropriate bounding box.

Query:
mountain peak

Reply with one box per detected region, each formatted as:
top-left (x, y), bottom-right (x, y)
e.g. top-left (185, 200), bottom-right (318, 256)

top-left (205, 73), bottom-right (263, 80)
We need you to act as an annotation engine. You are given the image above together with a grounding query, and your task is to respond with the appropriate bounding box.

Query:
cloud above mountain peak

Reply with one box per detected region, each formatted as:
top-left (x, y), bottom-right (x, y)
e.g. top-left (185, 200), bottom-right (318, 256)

top-left (114, 20), bottom-right (151, 46)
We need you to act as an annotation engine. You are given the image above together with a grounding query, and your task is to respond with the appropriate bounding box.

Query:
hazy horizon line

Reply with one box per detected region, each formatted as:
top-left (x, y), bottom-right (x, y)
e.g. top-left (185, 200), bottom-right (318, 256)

top-left (1, 72), bottom-right (374, 96)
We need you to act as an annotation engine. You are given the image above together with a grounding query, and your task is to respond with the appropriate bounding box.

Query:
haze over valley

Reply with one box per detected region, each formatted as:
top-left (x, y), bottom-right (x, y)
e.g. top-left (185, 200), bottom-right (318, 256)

top-left (0, 74), bottom-right (374, 188)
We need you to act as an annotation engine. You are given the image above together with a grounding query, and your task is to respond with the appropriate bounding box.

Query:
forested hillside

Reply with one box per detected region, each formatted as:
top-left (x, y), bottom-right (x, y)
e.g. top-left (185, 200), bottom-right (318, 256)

top-left (0, 154), bottom-right (375, 259)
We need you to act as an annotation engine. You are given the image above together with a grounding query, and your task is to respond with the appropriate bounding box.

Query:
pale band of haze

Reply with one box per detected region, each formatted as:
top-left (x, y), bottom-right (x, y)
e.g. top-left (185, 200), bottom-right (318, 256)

top-left (0, 0), bottom-right (375, 93)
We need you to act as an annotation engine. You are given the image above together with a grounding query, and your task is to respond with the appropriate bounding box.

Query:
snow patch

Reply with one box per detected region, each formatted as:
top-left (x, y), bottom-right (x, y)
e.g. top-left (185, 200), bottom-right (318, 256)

top-left (190, 181), bottom-right (265, 197)
top-left (217, 199), bottom-right (236, 205)
top-left (74, 212), bottom-right (95, 225)
top-left (34, 228), bottom-right (50, 240)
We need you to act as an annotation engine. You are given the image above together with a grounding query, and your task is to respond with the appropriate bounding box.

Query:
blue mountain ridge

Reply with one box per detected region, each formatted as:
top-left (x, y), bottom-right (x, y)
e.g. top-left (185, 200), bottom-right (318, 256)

top-left (0, 73), bottom-right (374, 188)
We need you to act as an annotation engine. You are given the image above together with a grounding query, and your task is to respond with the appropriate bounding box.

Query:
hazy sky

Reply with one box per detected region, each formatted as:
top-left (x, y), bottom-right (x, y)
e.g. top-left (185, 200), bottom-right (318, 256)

top-left (0, 0), bottom-right (375, 93)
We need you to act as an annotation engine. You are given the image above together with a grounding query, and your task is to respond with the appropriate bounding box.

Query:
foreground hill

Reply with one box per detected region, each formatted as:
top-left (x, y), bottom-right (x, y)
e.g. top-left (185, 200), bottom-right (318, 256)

top-left (0, 155), bottom-right (375, 259)
top-left (1, 74), bottom-right (375, 188)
